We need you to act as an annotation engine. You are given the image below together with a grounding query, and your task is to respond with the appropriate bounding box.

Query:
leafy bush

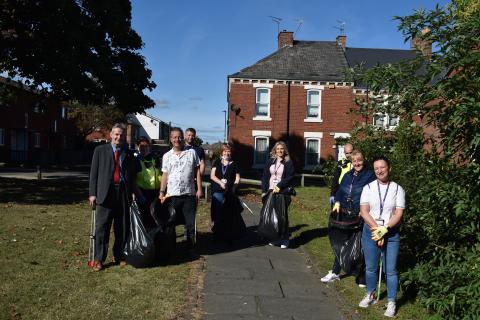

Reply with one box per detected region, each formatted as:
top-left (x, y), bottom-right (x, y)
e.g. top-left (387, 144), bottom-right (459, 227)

top-left (348, 2), bottom-right (480, 318)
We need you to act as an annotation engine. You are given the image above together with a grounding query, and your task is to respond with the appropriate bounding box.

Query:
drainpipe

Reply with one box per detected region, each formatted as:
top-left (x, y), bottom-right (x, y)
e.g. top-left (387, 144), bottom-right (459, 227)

top-left (286, 80), bottom-right (291, 145)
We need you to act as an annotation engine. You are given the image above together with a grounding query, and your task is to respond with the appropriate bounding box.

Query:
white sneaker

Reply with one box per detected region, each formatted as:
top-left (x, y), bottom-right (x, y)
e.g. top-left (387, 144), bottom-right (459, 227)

top-left (358, 292), bottom-right (377, 308)
top-left (358, 283), bottom-right (366, 288)
top-left (384, 301), bottom-right (396, 317)
top-left (321, 270), bottom-right (340, 283)
top-left (280, 240), bottom-right (289, 249)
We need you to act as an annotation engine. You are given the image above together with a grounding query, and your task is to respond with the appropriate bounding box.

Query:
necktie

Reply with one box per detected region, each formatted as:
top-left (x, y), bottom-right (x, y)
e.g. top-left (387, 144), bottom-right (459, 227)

top-left (114, 148), bottom-right (120, 184)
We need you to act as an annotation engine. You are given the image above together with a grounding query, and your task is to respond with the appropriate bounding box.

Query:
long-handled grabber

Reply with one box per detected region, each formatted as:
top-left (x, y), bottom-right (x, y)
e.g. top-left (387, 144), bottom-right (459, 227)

top-left (376, 249), bottom-right (384, 302)
top-left (87, 205), bottom-right (96, 268)
top-left (240, 199), bottom-right (254, 215)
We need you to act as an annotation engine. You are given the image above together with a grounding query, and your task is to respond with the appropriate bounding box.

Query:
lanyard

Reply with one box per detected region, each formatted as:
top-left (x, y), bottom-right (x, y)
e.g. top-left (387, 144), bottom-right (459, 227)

top-left (377, 180), bottom-right (390, 218)
top-left (221, 162), bottom-right (229, 177)
top-left (274, 160), bottom-right (282, 178)
top-left (348, 172), bottom-right (357, 196)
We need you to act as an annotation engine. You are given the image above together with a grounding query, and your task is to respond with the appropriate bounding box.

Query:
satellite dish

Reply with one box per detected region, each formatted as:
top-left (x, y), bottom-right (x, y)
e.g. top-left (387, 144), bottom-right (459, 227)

top-left (230, 104), bottom-right (241, 115)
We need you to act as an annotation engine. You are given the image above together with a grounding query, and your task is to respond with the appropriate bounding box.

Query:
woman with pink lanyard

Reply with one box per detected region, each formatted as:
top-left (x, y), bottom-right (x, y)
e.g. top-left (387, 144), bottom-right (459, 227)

top-left (260, 141), bottom-right (295, 248)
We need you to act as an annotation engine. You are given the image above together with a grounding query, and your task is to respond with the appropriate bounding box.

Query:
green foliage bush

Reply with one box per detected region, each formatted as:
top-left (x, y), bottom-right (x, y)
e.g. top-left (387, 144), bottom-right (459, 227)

top-left (348, 1), bottom-right (480, 318)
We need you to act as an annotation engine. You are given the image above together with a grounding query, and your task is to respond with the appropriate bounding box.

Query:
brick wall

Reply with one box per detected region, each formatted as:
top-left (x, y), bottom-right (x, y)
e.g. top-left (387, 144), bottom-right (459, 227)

top-left (228, 81), bottom-right (362, 172)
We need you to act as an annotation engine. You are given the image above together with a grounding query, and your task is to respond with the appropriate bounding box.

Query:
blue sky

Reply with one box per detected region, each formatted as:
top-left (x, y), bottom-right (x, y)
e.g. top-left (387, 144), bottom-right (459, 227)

top-left (131, 0), bottom-right (449, 143)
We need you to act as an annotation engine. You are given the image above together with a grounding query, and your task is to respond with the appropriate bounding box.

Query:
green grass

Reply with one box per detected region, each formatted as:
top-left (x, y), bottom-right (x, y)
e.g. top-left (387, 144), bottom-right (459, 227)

top-left (0, 177), bottom-right (207, 320)
top-left (288, 186), bottom-right (430, 320)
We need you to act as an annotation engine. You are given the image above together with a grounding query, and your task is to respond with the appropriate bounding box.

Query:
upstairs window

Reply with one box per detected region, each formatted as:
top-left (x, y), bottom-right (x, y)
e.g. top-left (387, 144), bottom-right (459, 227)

top-left (255, 88), bottom-right (270, 117)
top-left (374, 113), bottom-right (399, 129)
top-left (306, 90), bottom-right (320, 119)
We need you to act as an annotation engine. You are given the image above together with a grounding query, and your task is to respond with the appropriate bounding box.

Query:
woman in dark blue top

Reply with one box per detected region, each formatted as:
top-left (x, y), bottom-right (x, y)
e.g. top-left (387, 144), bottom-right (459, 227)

top-left (321, 150), bottom-right (375, 285)
top-left (210, 143), bottom-right (240, 241)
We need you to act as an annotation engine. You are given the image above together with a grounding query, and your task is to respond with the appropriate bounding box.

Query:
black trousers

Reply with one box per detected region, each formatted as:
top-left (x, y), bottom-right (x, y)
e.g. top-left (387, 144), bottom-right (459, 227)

top-left (170, 195), bottom-right (197, 248)
top-left (94, 184), bottom-right (128, 262)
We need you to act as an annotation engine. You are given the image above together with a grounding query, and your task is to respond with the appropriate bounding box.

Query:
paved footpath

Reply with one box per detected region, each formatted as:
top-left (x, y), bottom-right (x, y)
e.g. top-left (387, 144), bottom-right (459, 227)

top-left (201, 199), bottom-right (345, 320)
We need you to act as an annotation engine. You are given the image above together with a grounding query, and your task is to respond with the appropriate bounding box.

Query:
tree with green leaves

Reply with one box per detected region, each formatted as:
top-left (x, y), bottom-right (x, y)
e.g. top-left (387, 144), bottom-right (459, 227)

top-left (348, 1), bottom-right (480, 318)
top-left (0, 0), bottom-right (156, 113)
top-left (66, 101), bottom-right (125, 140)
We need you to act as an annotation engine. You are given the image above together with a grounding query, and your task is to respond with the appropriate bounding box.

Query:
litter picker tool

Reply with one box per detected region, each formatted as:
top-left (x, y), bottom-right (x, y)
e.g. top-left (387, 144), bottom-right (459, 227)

top-left (377, 249), bottom-right (384, 302)
top-left (240, 199), bottom-right (254, 214)
top-left (87, 205), bottom-right (96, 268)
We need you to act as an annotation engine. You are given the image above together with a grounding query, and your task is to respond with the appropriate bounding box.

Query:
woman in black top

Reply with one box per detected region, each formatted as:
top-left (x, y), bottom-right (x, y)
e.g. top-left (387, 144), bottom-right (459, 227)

top-left (210, 143), bottom-right (240, 237)
top-left (260, 141), bottom-right (295, 248)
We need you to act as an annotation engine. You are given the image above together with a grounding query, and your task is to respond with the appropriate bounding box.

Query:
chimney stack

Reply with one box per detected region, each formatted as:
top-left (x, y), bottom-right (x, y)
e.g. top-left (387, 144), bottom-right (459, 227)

top-left (278, 30), bottom-right (294, 49)
top-left (411, 28), bottom-right (432, 60)
top-left (336, 35), bottom-right (346, 49)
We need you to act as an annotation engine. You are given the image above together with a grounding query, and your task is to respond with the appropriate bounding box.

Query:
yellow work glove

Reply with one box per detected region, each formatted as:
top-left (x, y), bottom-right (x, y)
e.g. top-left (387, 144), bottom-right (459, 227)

top-left (273, 186), bottom-right (280, 193)
top-left (371, 226), bottom-right (388, 241)
top-left (332, 202), bottom-right (341, 213)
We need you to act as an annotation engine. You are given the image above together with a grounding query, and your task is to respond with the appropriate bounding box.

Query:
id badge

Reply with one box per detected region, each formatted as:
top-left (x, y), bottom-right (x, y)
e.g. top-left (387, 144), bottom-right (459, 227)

top-left (221, 179), bottom-right (227, 184)
top-left (375, 219), bottom-right (385, 226)
top-left (272, 177), bottom-right (279, 184)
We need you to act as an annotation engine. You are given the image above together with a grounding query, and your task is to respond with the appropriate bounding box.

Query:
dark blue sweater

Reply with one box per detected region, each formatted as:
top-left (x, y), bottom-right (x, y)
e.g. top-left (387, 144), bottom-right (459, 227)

top-left (334, 168), bottom-right (375, 214)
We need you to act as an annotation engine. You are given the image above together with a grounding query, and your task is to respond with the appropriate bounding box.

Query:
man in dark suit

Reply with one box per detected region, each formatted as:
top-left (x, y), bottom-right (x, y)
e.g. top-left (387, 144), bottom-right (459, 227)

top-left (88, 123), bottom-right (135, 271)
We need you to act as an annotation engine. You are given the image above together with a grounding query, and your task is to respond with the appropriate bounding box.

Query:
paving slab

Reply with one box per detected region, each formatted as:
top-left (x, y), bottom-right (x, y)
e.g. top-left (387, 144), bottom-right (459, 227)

top-left (200, 199), bottom-right (344, 320)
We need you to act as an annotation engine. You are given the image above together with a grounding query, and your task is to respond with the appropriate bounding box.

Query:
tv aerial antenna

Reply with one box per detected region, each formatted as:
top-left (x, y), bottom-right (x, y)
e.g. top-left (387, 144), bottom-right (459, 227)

top-left (269, 16), bottom-right (282, 34)
top-left (294, 19), bottom-right (304, 37)
top-left (334, 20), bottom-right (346, 35)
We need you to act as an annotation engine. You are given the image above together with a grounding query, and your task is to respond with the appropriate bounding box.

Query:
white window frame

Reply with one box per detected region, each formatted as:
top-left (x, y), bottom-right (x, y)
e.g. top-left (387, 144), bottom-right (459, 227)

top-left (304, 132), bottom-right (323, 170)
top-left (34, 132), bottom-right (41, 148)
top-left (304, 85), bottom-right (324, 123)
top-left (373, 113), bottom-right (399, 130)
top-left (0, 128), bottom-right (4, 146)
top-left (253, 85), bottom-right (272, 121)
top-left (252, 130), bottom-right (271, 168)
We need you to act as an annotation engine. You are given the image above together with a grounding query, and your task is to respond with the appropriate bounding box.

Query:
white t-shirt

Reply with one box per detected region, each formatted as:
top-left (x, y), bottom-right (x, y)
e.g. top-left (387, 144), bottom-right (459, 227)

top-left (360, 180), bottom-right (405, 222)
top-left (162, 148), bottom-right (200, 196)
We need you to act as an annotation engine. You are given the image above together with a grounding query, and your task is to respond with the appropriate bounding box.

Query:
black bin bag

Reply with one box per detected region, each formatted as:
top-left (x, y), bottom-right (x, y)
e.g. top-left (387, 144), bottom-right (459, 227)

top-left (124, 201), bottom-right (158, 268)
top-left (257, 192), bottom-right (288, 241)
top-left (328, 209), bottom-right (364, 276)
top-left (214, 192), bottom-right (247, 241)
top-left (149, 197), bottom-right (177, 256)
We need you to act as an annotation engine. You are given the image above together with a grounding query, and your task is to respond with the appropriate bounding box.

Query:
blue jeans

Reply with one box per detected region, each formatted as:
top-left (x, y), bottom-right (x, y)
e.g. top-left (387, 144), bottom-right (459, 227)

top-left (362, 224), bottom-right (400, 301)
top-left (211, 192), bottom-right (225, 229)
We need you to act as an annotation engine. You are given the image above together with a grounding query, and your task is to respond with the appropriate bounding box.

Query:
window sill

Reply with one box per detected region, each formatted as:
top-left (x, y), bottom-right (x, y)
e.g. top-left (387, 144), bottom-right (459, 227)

top-left (304, 118), bottom-right (323, 123)
top-left (374, 125), bottom-right (398, 131)
top-left (253, 116), bottom-right (272, 121)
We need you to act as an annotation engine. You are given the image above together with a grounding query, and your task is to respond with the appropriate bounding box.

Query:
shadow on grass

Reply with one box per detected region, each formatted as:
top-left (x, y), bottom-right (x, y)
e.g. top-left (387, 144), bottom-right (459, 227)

top-left (290, 226), bottom-right (329, 249)
top-left (0, 177), bottom-right (88, 205)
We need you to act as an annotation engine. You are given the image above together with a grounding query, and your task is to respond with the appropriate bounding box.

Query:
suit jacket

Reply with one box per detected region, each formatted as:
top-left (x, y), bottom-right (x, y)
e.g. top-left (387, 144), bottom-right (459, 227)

top-left (89, 143), bottom-right (135, 205)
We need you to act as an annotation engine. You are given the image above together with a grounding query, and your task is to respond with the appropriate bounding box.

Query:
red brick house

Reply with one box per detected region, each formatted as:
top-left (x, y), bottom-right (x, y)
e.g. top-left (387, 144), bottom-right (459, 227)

top-left (227, 31), bottom-right (420, 172)
top-left (0, 77), bottom-right (80, 165)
